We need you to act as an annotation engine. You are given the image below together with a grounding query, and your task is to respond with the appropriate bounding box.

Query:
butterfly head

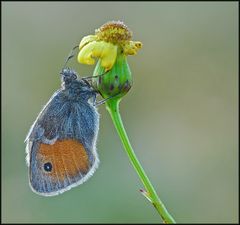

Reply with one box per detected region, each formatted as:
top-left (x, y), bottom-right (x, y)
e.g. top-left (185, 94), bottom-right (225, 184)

top-left (60, 68), bottom-right (96, 100)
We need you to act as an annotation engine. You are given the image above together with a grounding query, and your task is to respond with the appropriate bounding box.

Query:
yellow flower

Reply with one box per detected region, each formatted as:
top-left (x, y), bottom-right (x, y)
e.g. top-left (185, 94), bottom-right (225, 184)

top-left (78, 20), bottom-right (142, 71)
top-left (77, 21), bottom-right (142, 100)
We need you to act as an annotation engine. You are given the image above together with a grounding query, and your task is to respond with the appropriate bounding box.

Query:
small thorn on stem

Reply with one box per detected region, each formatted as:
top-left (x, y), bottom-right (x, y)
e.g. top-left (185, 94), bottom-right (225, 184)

top-left (140, 188), bottom-right (153, 203)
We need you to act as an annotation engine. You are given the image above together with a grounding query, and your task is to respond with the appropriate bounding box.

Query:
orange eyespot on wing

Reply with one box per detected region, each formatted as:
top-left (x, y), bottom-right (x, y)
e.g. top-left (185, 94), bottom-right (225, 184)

top-left (37, 139), bottom-right (90, 182)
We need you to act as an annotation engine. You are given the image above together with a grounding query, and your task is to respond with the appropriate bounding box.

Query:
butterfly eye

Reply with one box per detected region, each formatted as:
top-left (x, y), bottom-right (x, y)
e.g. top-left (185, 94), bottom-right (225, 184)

top-left (43, 162), bottom-right (52, 172)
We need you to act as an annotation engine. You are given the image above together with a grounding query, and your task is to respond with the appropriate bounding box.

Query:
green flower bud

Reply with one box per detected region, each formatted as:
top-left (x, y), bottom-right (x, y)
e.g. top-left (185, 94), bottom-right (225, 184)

top-left (77, 21), bottom-right (142, 100)
top-left (93, 52), bottom-right (132, 99)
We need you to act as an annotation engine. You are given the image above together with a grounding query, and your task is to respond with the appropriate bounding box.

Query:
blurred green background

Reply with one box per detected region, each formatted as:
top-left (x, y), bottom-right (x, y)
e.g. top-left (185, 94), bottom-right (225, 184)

top-left (2, 2), bottom-right (238, 223)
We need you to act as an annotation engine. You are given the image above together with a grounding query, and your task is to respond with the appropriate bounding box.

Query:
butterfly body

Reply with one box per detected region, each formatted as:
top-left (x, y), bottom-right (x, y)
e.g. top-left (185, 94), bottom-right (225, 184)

top-left (25, 68), bottom-right (99, 196)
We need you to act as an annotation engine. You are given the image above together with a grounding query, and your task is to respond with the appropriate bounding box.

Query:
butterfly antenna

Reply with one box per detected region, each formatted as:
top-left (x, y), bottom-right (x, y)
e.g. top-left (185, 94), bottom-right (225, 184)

top-left (63, 45), bottom-right (79, 68)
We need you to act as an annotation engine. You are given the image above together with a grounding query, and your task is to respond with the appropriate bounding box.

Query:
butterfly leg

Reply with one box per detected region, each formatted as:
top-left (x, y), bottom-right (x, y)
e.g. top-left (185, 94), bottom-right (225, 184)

top-left (93, 93), bottom-right (121, 107)
top-left (82, 69), bottom-right (110, 81)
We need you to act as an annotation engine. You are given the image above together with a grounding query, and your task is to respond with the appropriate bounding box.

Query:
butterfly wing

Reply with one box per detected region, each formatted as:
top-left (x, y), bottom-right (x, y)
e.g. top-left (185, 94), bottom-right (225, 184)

top-left (25, 90), bottom-right (99, 196)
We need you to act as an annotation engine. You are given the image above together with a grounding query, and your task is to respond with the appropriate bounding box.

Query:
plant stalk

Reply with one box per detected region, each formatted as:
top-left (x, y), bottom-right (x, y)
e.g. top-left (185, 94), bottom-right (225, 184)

top-left (105, 98), bottom-right (176, 224)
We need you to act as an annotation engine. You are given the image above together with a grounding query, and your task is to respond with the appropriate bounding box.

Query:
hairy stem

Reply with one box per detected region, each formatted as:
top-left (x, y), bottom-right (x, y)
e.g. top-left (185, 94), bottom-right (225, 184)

top-left (105, 98), bottom-right (176, 224)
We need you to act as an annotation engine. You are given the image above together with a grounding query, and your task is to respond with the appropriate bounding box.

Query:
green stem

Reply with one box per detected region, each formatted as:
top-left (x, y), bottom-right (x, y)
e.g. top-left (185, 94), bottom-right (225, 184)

top-left (105, 98), bottom-right (176, 224)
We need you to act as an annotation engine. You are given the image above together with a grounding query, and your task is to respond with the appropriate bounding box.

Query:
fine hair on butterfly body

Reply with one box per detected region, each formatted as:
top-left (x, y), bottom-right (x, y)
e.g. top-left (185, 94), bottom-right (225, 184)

top-left (25, 66), bottom-right (100, 197)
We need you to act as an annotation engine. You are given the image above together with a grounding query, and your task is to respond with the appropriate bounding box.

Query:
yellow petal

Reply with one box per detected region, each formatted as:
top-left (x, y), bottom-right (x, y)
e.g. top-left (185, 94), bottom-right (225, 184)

top-left (79, 35), bottom-right (97, 50)
top-left (123, 41), bottom-right (142, 55)
top-left (78, 41), bottom-right (96, 65)
top-left (78, 41), bottom-right (118, 71)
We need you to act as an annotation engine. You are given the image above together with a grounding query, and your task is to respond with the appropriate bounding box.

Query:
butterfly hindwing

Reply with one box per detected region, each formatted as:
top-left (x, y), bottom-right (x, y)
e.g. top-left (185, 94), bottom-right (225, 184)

top-left (26, 87), bottom-right (99, 196)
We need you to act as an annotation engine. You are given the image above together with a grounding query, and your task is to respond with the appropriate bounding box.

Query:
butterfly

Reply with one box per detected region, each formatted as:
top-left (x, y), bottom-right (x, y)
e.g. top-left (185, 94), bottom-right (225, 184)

top-left (25, 66), bottom-right (101, 196)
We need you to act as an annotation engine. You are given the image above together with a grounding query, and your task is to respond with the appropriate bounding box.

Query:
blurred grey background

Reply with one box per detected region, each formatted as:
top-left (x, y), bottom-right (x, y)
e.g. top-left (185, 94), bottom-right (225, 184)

top-left (2, 2), bottom-right (238, 223)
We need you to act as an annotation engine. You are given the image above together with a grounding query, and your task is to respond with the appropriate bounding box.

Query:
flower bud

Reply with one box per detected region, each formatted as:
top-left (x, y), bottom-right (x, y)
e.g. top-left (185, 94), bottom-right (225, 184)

top-left (93, 52), bottom-right (132, 99)
top-left (77, 21), bottom-right (142, 100)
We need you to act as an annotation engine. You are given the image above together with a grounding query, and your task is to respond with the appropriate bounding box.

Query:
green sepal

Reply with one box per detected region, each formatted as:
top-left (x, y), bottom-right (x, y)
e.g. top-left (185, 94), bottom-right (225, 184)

top-left (92, 53), bottom-right (132, 99)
